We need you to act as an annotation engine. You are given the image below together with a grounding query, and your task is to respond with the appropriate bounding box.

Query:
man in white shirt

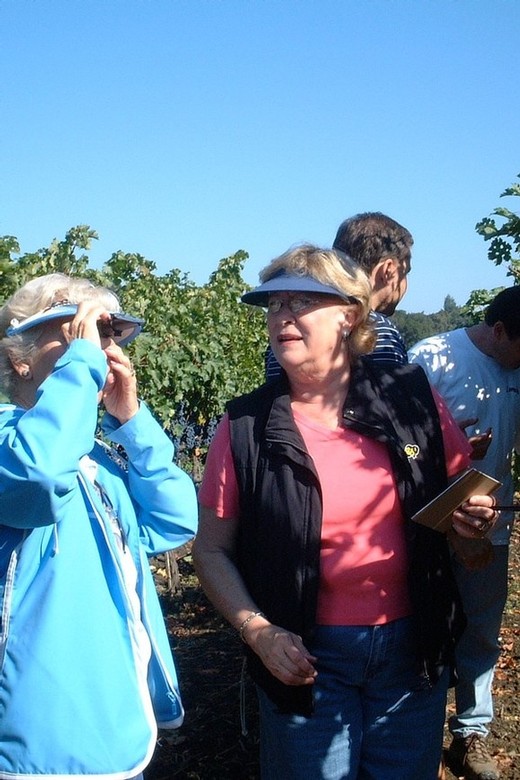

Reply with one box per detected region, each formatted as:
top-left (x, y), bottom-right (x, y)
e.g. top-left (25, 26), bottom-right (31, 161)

top-left (409, 286), bottom-right (520, 780)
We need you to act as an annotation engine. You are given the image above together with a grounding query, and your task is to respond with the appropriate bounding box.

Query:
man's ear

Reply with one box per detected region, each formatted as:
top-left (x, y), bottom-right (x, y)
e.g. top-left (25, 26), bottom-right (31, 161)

top-left (371, 258), bottom-right (397, 290)
top-left (381, 257), bottom-right (399, 282)
top-left (493, 321), bottom-right (506, 341)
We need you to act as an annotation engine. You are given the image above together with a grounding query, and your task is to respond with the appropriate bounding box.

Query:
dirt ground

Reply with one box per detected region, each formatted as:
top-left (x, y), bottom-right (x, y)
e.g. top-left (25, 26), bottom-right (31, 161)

top-left (145, 523), bottom-right (520, 780)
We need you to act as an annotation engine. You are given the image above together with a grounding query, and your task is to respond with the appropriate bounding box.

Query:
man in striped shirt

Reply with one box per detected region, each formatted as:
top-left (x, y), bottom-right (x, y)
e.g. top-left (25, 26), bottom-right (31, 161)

top-left (333, 211), bottom-right (413, 364)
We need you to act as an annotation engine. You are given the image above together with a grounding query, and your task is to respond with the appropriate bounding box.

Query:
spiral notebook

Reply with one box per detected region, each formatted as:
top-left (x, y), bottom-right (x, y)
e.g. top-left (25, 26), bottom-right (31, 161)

top-left (411, 468), bottom-right (501, 533)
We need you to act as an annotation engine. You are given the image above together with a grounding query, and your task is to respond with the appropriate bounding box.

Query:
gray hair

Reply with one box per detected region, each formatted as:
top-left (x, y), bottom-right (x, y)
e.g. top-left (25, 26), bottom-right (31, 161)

top-left (0, 273), bottom-right (119, 400)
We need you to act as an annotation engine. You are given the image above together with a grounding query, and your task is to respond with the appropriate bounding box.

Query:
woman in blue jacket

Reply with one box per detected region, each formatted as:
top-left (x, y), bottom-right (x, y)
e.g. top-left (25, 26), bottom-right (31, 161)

top-left (0, 273), bottom-right (198, 779)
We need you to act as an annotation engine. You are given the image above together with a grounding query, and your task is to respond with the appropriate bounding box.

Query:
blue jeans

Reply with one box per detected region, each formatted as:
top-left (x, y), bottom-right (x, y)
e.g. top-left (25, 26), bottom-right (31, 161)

top-left (257, 618), bottom-right (449, 780)
top-left (449, 545), bottom-right (509, 739)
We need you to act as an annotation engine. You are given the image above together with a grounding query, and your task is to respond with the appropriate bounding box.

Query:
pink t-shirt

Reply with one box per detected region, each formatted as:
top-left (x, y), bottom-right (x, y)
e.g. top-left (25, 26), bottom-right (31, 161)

top-left (198, 390), bottom-right (471, 626)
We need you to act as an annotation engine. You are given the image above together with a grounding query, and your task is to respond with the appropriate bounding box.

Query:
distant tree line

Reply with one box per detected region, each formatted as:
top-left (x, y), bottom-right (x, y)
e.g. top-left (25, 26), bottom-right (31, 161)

top-left (392, 295), bottom-right (473, 352)
top-left (395, 173), bottom-right (520, 349)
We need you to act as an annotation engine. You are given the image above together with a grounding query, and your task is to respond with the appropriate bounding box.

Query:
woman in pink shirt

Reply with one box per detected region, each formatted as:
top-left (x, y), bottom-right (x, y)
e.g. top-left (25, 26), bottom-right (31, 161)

top-left (193, 245), bottom-right (497, 780)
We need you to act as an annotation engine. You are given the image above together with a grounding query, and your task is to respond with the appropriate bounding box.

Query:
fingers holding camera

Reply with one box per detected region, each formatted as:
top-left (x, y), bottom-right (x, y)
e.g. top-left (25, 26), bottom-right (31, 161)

top-left (57, 301), bottom-right (139, 422)
top-left (61, 301), bottom-right (111, 348)
top-left (102, 343), bottom-right (139, 423)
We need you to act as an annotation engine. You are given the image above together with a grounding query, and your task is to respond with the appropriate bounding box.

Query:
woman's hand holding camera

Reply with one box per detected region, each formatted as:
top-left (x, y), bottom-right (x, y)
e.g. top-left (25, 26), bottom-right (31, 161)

top-left (61, 302), bottom-right (139, 424)
top-left (102, 344), bottom-right (139, 424)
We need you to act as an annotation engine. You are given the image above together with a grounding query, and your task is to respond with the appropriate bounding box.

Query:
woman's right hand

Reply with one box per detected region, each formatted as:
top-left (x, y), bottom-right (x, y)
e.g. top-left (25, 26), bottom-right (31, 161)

top-left (61, 300), bottom-right (112, 349)
top-left (193, 508), bottom-right (318, 687)
top-left (243, 619), bottom-right (318, 686)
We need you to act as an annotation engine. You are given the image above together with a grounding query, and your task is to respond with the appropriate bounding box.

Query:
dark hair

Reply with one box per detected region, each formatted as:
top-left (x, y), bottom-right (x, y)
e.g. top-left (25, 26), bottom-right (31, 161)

top-left (485, 286), bottom-right (520, 339)
top-left (332, 212), bottom-right (413, 273)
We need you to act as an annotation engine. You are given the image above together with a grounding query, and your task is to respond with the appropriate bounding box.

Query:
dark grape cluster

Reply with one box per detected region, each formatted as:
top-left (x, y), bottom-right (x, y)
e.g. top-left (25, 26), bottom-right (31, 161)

top-left (170, 402), bottom-right (221, 486)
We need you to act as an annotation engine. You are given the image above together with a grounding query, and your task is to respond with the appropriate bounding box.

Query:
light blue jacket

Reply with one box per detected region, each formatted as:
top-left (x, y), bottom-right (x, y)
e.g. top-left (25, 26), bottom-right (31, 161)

top-left (0, 340), bottom-right (198, 778)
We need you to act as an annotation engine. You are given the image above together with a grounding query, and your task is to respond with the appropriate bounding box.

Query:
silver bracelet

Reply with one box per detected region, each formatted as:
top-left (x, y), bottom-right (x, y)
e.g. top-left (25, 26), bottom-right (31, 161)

top-left (238, 610), bottom-right (266, 643)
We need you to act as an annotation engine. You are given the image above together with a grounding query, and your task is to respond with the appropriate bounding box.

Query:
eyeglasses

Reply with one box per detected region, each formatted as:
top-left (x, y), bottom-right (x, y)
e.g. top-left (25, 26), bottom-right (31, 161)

top-left (266, 294), bottom-right (358, 315)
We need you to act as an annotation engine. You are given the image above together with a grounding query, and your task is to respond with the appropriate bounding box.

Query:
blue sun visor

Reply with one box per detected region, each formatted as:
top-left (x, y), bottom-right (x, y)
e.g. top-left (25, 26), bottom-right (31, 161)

top-left (6, 303), bottom-right (144, 347)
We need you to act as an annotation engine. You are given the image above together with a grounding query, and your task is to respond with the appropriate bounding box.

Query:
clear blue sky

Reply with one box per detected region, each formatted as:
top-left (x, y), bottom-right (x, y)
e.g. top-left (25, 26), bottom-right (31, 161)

top-left (1, 0), bottom-right (519, 313)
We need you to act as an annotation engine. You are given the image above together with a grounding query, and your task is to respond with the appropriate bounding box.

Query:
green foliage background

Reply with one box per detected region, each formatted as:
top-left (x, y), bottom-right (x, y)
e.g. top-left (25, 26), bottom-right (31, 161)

top-left (1, 173), bottom-right (519, 478)
top-left (0, 228), bottom-right (266, 474)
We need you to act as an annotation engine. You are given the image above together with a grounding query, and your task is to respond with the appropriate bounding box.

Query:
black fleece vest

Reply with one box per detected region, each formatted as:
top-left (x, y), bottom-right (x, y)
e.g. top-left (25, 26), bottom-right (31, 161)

top-left (228, 358), bottom-right (465, 715)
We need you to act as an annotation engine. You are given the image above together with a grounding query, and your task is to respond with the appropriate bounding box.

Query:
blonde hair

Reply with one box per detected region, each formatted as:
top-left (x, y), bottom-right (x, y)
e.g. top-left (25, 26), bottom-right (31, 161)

top-left (260, 244), bottom-right (375, 357)
top-left (0, 273), bottom-right (119, 400)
